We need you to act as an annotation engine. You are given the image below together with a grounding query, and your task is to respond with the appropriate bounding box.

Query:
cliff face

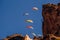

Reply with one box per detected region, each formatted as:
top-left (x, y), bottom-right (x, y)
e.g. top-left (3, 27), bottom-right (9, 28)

top-left (42, 3), bottom-right (60, 37)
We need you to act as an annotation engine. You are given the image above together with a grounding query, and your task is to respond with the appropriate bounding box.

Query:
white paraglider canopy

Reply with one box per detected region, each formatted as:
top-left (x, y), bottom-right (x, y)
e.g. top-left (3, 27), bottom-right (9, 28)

top-left (32, 32), bottom-right (36, 36)
top-left (25, 13), bottom-right (29, 16)
top-left (32, 7), bottom-right (38, 10)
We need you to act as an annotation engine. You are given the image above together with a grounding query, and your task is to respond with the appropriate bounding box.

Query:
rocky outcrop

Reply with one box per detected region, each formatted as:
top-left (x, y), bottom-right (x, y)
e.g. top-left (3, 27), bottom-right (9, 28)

top-left (3, 34), bottom-right (24, 40)
top-left (24, 34), bottom-right (32, 40)
top-left (42, 3), bottom-right (60, 40)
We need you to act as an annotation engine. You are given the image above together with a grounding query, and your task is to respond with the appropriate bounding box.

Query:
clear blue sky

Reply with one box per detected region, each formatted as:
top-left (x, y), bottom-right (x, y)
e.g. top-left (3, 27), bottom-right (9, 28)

top-left (0, 0), bottom-right (60, 39)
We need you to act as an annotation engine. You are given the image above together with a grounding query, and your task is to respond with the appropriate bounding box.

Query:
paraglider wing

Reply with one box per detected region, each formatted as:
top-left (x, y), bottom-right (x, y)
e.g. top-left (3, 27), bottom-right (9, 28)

top-left (25, 13), bottom-right (29, 16)
top-left (26, 20), bottom-right (33, 23)
top-left (37, 34), bottom-right (42, 36)
top-left (26, 26), bottom-right (34, 29)
top-left (32, 32), bottom-right (36, 36)
top-left (32, 7), bottom-right (38, 10)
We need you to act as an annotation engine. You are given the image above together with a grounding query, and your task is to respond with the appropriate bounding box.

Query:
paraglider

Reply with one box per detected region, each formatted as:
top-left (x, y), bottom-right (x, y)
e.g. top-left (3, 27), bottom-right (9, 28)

top-left (32, 32), bottom-right (36, 36)
top-left (25, 13), bottom-right (29, 16)
top-left (26, 26), bottom-right (34, 29)
top-left (32, 7), bottom-right (38, 10)
top-left (37, 34), bottom-right (42, 36)
top-left (26, 20), bottom-right (33, 23)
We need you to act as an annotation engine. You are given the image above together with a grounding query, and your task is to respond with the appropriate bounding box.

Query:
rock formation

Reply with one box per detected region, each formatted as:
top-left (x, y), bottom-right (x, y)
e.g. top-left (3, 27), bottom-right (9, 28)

top-left (42, 3), bottom-right (60, 40)
top-left (3, 34), bottom-right (24, 40)
top-left (24, 34), bottom-right (32, 40)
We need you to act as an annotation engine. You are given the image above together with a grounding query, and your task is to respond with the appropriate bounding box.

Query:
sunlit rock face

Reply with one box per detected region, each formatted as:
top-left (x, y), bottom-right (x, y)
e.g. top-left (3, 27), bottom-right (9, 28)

top-left (24, 34), bottom-right (32, 40)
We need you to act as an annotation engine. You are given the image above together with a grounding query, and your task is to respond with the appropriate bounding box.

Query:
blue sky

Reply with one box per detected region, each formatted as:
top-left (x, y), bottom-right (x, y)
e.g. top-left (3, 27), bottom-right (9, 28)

top-left (0, 0), bottom-right (60, 39)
